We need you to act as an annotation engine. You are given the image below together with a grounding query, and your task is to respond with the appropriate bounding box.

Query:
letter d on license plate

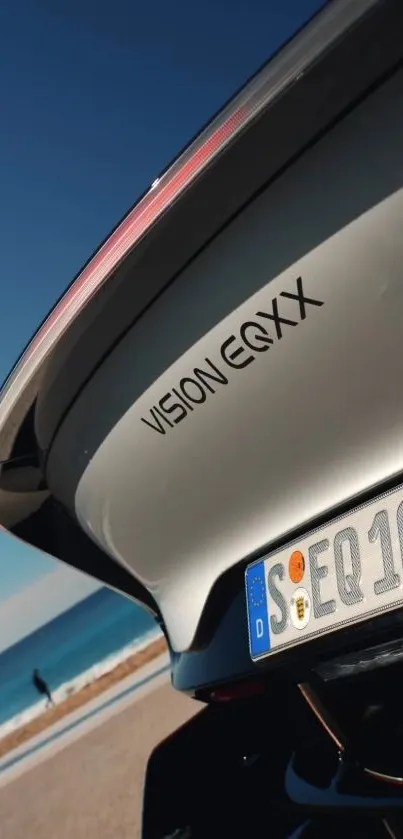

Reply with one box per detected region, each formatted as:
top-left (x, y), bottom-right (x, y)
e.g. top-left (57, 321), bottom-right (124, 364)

top-left (245, 484), bottom-right (403, 661)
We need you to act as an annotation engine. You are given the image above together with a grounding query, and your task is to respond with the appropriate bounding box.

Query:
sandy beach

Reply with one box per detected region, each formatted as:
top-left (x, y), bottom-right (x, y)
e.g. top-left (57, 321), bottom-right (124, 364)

top-left (0, 636), bottom-right (168, 760)
top-left (0, 665), bottom-right (201, 839)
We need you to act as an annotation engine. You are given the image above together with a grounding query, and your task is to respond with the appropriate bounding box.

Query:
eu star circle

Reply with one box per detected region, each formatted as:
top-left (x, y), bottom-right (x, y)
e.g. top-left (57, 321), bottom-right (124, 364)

top-left (249, 575), bottom-right (265, 608)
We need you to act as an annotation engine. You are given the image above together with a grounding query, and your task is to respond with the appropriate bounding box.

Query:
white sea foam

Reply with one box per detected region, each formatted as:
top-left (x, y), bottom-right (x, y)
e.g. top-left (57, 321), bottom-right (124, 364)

top-left (0, 628), bottom-right (163, 741)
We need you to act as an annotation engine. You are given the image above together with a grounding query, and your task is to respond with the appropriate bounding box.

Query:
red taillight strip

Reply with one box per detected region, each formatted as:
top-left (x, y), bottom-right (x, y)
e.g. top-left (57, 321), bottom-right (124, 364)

top-left (0, 0), bottom-right (378, 427)
top-left (27, 105), bottom-right (247, 358)
top-left (210, 678), bottom-right (267, 702)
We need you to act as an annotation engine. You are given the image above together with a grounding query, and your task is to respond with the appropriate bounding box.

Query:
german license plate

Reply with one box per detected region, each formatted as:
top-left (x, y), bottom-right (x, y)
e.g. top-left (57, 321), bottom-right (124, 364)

top-left (245, 484), bottom-right (403, 661)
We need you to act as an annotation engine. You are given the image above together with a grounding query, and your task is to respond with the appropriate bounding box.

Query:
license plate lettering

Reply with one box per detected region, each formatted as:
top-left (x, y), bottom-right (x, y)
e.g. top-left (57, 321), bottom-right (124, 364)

top-left (245, 486), bottom-right (403, 660)
top-left (370, 509), bottom-right (400, 594)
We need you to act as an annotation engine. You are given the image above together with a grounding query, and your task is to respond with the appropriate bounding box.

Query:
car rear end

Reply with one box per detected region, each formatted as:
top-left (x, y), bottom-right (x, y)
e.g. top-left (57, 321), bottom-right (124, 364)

top-left (1, 1), bottom-right (403, 835)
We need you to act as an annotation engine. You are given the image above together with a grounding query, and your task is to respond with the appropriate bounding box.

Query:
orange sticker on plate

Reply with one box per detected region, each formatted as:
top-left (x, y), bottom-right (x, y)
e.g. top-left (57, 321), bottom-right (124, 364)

top-left (289, 550), bottom-right (305, 584)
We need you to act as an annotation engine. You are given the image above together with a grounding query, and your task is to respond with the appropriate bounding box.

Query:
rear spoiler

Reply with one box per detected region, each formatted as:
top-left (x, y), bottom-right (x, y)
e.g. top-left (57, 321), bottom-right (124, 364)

top-left (0, 0), bottom-right (402, 610)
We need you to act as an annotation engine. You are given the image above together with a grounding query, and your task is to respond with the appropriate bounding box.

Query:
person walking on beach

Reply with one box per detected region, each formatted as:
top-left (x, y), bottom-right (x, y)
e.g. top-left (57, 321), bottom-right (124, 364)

top-left (32, 669), bottom-right (55, 708)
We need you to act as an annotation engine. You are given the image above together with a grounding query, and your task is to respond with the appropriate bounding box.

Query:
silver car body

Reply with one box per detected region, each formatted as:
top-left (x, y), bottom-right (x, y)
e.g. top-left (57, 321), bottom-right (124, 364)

top-left (0, 0), bottom-right (402, 656)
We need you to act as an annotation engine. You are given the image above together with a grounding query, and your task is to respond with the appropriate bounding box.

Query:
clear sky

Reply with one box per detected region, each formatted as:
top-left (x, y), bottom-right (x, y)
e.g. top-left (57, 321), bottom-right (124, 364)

top-left (0, 0), bottom-right (326, 642)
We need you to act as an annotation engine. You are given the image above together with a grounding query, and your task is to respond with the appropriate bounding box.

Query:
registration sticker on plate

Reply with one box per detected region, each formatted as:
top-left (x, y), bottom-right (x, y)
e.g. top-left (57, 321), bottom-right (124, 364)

top-left (245, 484), bottom-right (403, 661)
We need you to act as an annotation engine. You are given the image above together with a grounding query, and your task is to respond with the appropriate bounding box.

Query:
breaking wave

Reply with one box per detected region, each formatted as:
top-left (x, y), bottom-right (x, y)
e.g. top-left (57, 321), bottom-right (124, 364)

top-left (0, 627), bottom-right (162, 741)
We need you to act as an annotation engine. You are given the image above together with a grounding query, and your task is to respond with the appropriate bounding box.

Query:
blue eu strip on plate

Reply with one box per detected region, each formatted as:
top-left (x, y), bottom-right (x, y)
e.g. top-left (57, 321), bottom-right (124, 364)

top-left (245, 560), bottom-right (271, 658)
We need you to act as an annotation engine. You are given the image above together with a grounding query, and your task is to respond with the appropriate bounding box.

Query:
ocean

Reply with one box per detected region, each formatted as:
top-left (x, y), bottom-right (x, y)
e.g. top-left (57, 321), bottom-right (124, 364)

top-left (0, 587), bottom-right (161, 739)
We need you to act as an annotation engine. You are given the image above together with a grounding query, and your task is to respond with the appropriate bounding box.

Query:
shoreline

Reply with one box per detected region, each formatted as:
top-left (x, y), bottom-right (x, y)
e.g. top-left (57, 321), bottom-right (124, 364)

top-left (0, 636), bottom-right (168, 761)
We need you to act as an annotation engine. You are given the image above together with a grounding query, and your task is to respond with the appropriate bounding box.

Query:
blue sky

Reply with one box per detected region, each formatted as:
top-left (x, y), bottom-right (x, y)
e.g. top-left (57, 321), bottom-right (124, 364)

top-left (0, 0), bottom-right (326, 638)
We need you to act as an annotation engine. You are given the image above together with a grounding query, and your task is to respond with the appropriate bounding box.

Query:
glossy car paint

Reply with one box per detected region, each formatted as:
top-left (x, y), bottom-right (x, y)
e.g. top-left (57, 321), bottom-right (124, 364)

top-left (46, 68), bottom-right (403, 651)
top-left (0, 1), bottom-right (402, 677)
